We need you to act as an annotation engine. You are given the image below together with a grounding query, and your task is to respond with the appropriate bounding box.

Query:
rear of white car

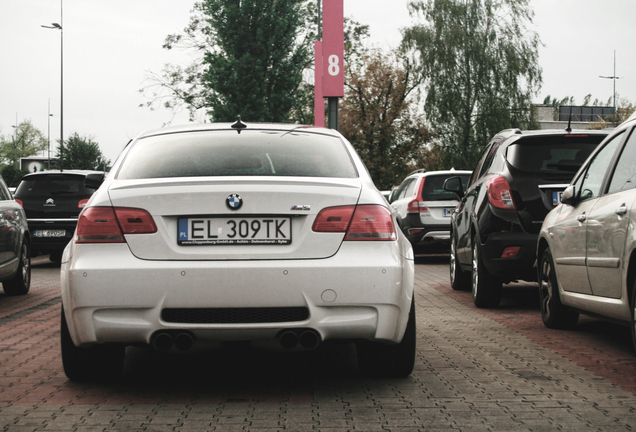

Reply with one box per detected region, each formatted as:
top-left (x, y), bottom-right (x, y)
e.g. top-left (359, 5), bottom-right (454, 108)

top-left (60, 123), bottom-right (415, 380)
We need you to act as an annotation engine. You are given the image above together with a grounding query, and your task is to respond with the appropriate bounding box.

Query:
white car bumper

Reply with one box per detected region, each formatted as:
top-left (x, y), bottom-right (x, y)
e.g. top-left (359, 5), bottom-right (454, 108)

top-left (61, 241), bottom-right (414, 350)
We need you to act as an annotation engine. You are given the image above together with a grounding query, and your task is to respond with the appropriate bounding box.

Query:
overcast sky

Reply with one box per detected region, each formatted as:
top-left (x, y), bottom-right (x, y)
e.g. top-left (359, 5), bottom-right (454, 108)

top-left (2, 0), bottom-right (635, 162)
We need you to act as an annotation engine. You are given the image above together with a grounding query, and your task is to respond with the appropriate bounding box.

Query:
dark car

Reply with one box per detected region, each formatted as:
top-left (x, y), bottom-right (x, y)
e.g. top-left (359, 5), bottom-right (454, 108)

top-left (444, 128), bottom-right (609, 307)
top-left (13, 170), bottom-right (101, 262)
top-left (0, 175), bottom-right (31, 295)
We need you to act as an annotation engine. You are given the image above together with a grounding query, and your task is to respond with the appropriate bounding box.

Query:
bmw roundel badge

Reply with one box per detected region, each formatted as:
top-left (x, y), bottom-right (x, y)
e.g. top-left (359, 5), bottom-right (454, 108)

top-left (226, 193), bottom-right (243, 210)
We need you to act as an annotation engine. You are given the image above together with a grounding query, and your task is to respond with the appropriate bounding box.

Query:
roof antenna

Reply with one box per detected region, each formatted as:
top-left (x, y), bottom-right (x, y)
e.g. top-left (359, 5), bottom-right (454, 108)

top-left (231, 116), bottom-right (247, 134)
top-left (566, 105), bottom-right (572, 133)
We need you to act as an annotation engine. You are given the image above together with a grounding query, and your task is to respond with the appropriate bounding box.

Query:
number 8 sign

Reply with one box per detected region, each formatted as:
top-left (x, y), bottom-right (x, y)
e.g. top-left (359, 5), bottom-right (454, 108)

top-left (322, 0), bottom-right (344, 97)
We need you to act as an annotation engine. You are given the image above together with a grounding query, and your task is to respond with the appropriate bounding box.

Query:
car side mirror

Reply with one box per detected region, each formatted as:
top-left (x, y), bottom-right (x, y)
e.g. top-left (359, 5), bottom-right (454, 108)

top-left (84, 173), bottom-right (105, 190)
top-left (560, 185), bottom-right (576, 205)
top-left (443, 176), bottom-right (465, 199)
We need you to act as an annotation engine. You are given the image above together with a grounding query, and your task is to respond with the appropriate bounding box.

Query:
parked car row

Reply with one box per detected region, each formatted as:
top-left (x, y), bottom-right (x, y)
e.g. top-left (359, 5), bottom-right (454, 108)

top-left (433, 112), bottom-right (636, 353)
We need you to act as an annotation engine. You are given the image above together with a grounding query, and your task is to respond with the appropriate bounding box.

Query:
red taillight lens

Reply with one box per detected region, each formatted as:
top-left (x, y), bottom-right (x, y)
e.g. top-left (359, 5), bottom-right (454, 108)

top-left (486, 175), bottom-right (516, 210)
top-left (76, 207), bottom-right (125, 243)
top-left (501, 246), bottom-right (521, 258)
top-left (313, 205), bottom-right (397, 241)
top-left (345, 205), bottom-right (397, 241)
top-left (15, 199), bottom-right (23, 207)
top-left (407, 200), bottom-right (429, 213)
top-left (312, 206), bottom-right (355, 232)
top-left (76, 207), bottom-right (157, 243)
top-left (114, 207), bottom-right (157, 234)
top-left (78, 199), bottom-right (89, 209)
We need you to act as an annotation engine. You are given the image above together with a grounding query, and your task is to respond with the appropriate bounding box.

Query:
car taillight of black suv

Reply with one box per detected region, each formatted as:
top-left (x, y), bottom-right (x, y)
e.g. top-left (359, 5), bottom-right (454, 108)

top-left (444, 128), bottom-right (609, 307)
top-left (13, 170), bottom-right (101, 263)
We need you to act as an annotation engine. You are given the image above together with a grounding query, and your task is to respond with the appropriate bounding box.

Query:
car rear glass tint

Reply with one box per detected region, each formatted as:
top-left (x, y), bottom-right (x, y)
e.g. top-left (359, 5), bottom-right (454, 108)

top-left (117, 130), bottom-right (358, 179)
top-left (421, 175), bottom-right (471, 201)
top-left (15, 175), bottom-right (94, 196)
top-left (505, 135), bottom-right (605, 174)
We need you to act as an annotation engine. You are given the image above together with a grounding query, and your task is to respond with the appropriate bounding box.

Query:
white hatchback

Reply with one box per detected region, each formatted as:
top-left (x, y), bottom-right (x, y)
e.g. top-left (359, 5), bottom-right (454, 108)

top-left (60, 121), bottom-right (415, 380)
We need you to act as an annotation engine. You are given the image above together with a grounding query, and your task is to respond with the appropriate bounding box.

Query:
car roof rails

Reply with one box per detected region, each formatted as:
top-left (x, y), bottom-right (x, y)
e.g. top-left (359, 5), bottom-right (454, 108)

top-left (408, 168), bottom-right (427, 176)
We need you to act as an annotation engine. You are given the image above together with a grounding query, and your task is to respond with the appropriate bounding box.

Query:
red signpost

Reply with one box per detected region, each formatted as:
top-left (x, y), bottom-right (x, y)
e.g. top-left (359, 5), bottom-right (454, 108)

top-left (314, 0), bottom-right (344, 129)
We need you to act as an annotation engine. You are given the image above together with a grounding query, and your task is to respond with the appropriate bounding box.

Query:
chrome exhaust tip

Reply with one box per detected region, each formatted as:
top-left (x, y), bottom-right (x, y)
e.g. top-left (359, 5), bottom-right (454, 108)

top-left (279, 331), bottom-right (299, 349)
top-left (299, 330), bottom-right (321, 349)
top-left (152, 333), bottom-right (173, 352)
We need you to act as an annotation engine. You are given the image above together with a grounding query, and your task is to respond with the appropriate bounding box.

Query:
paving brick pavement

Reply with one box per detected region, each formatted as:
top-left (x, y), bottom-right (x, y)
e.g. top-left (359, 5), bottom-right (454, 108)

top-left (1, 255), bottom-right (636, 431)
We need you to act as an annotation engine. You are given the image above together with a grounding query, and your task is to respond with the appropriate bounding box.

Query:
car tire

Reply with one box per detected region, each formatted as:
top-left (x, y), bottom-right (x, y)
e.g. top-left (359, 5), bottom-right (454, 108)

top-left (471, 234), bottom-right (502, 308)
top-left (538, 247), bottom-right (579, 329)
top-left (2, 240), bottom-right (31, 296)
top-left (450, 232), bottom-right (470, 291)
top-left (357, 299), bottom-right (416, 378)
top-left (631, 279), bottom-right (636, 354)
top-left (61, 306), bottom-right (125, 382)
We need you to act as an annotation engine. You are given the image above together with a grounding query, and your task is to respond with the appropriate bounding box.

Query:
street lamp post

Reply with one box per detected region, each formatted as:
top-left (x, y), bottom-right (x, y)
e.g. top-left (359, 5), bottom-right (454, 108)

top-left (47, 100), bottom-right (53, 170)
top-left (600, 50), bottom-right (622, 127)
top-left (41, 0), bottom-right (63, 170)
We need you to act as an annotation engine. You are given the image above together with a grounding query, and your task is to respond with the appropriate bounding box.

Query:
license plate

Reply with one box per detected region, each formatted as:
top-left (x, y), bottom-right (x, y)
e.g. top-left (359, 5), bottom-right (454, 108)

top-left (552, 191), bottom-right (563, 205)
top-left (178, 217), bottom-right (292, 245)
top-left (443, 208), bottom-right (453, 217)
top-left (34, 229), bottom-right (66, 238)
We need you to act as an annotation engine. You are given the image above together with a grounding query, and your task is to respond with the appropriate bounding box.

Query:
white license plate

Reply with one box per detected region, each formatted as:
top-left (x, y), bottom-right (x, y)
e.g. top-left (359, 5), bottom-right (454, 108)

top-left (178, 217), bottom-right (292, 245)
top-left (552, 191), bottom-right (563, 205)
top-left (443, 208), bottom-right (453, 217)
top-left (34, 229), bottom-right (66, 238)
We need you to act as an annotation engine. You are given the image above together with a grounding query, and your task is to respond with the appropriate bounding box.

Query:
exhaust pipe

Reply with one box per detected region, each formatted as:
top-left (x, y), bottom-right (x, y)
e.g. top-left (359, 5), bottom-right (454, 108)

top-left (153, 332), bottom-right (173, 352)
top-left (279, 331), bottom-right (299, 349)
top-left (174, 332), bottom-right (194, 351)
top-left (299, 330), bottom-right (321, 349)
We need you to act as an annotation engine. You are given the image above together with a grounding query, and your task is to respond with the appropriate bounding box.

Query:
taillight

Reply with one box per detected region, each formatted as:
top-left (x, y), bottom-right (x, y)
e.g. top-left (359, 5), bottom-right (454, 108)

top-left (76, 207), bottom-right (156, 243)
top-left (312, 206), bottom-right (355, 232)
top-left (407, 200), bottom-right (429, 213)
top-left (14, 199), bottom-right (23, 207)
top-left (345, 205), bottom-right (397, 241)
top-left (313, 205), bottom-right (397, 241)
top-left (486, 176), bottom-right (516, 210)
top-left (78, 199), bottom-right (89, 209)
top-left (501, 246), bottom-right (521, 258)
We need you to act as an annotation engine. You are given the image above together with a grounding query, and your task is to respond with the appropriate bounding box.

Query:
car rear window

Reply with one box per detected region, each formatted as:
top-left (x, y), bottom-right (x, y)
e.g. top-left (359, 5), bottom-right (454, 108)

top-left (421, 174), bottom-right (471, 201)
top-left (15, 174), bottom-right (95, 196)
top-left (116, 129), bottom-right (358, 179)
top-left (505, 135), bottom-right (605, 173)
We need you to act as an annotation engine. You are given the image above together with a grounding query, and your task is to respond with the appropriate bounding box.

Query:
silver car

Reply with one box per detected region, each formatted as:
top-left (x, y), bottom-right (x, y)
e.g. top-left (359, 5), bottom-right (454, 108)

top-left (537, 112), bottom-right (636, 352)
top-left (60, 121), bottom-right (416, 381)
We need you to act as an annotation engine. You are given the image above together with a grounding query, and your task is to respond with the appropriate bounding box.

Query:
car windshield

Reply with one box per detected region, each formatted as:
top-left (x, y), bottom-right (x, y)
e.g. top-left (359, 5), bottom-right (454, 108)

top-left (15, 174), bottom-right (94, 196)
top-left (506, 135), bottom-right (604, 173)
top-left (422, 174), bottom-right (471, 201)
top-left (116, 129), bottom-right (358, 179)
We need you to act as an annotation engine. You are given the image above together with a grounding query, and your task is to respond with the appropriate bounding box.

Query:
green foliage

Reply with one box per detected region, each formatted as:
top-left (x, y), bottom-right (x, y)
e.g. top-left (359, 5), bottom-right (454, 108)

top-left (340, 49), bottom-right (430, 190)
top-left (402, 0), bottom-right (542, 170)
top-left (0, 120), bottom-right (47, 168)
top-left (141, 0), bottom-right (315, 123)
top-left (0, 165), bottom-right (28, 188)
top-left (59, 133), bottom-right (110, 171)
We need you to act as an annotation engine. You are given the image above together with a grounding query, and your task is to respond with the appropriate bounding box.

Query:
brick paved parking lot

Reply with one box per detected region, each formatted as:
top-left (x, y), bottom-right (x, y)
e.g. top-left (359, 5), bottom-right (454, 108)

top-left (1, 254), bottom-right (636, 431)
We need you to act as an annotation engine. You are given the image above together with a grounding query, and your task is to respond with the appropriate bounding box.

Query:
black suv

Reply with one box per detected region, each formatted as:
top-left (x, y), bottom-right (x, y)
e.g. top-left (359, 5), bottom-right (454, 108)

top-left (444, 128), bottom-right (608, 307)
top-left (14, 170), bottom-right (101, 262)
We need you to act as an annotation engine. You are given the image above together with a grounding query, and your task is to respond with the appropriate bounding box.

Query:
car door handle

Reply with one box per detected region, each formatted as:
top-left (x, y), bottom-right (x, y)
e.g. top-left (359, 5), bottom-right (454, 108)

top-left (615, 204), bottom-right (627, 216)
top-left (577, 213), bottom-right (587, 222)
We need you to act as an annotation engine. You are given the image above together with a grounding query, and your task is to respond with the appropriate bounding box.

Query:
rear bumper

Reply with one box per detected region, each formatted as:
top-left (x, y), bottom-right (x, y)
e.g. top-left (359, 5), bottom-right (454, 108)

top-left (480, 231), bottom-right (538, 282)
top-left (60, 241), bottom-right (414, 349)
top-left (402, 214), bottom-right (451, 246)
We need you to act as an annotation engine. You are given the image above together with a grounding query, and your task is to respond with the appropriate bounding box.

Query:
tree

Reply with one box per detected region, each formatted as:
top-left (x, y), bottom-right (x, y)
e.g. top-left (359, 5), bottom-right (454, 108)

top-left (340, 49), bottom-right (431, 190)
top-left (59, 133), bottom-right (110, 171)
top-left (402, 0), bottom-right (542, 169)
top-left (0, 120), bottom-right (47, 168)
top-left (141, 0), bottom-right (315, 123)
